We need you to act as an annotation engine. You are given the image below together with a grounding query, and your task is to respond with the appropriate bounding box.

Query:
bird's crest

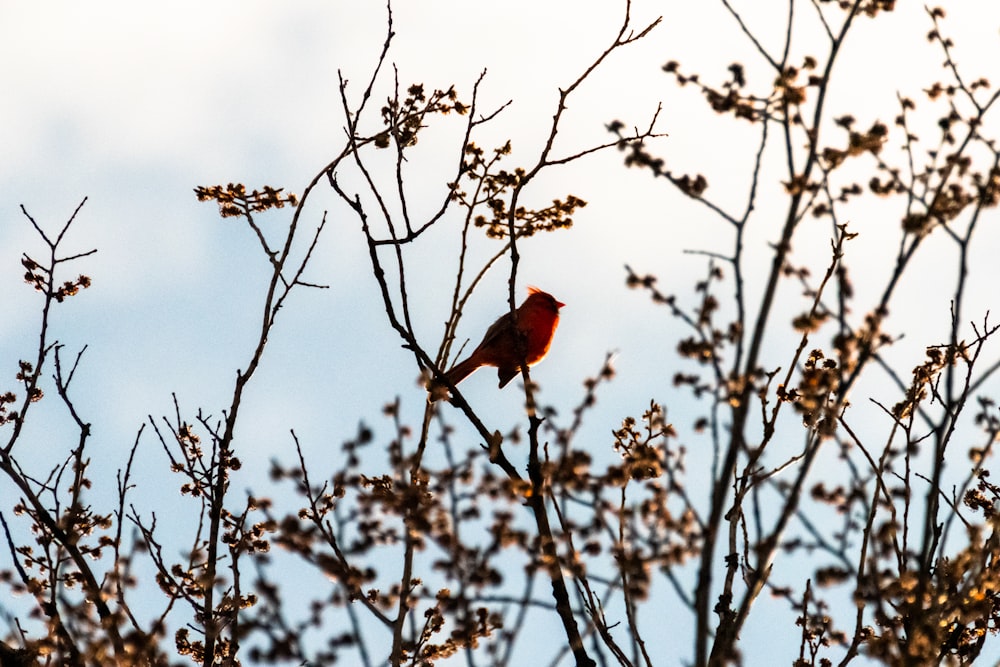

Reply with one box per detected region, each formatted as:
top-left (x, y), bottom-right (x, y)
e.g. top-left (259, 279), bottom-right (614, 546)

top-left (527, 285), bottom-right (565, 309)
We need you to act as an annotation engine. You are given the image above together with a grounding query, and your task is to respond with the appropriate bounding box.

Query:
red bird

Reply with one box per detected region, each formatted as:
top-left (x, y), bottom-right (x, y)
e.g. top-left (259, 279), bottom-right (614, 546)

top-left (430, 287), bottom-right (564, 398)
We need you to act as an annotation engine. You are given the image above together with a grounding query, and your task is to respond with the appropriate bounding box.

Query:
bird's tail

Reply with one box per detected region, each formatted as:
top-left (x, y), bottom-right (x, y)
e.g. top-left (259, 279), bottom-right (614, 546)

top-left (427, 356), bottom-right (482, 401)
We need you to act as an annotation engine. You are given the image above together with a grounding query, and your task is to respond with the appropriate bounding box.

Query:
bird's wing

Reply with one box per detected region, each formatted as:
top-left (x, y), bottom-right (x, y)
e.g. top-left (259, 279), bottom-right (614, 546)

top-left (475, 311), bottom-right (514, 352)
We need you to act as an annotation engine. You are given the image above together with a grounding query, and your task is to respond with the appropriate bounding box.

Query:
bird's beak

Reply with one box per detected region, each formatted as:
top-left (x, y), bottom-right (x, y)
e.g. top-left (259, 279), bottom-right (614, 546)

top-left (556, 299), bottom-right (566, 309)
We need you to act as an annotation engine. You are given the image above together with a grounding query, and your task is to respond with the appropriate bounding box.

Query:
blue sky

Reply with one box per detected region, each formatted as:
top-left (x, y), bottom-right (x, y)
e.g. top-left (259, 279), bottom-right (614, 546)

top-left (3, 1), bottom-right (1000, 664)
